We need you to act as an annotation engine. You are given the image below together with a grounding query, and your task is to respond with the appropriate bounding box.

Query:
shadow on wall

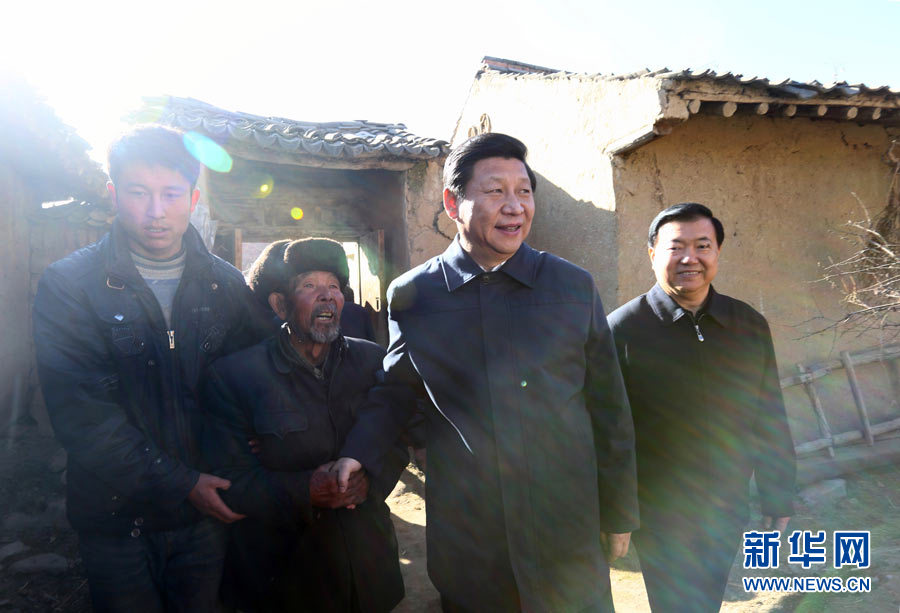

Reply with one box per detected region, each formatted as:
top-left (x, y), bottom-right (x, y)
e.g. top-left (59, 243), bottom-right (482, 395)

top-left (527, 172), bottom-right (619, 310)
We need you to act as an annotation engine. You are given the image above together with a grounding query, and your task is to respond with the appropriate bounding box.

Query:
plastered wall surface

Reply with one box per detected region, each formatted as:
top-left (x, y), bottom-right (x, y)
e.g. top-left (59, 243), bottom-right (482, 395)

top-left (404, 160), bottom-right (452, 269)
top-left (614, 114), bottom-right (894, 367)
top-left (453, 73), bottom-right (666, 308)
top-left (0, 166), bottom-right (32, 428)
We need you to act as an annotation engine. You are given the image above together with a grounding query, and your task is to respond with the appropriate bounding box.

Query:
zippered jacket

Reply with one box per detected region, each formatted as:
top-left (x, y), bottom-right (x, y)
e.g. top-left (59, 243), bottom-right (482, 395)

top-left (33, 222), bottom-right (260, 535)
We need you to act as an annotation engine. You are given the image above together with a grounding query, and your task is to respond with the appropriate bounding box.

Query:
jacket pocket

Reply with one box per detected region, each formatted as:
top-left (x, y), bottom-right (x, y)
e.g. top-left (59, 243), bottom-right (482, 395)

top-left (253, 410), bottom-right (309, 439)
top-left (199, 322), bottom-right (226, 354)
top-left (91, 294), bottom-right (147, 357)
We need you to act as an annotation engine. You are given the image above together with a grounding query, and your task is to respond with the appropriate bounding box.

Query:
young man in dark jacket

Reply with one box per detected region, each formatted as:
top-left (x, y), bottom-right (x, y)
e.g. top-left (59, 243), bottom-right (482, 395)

top-left (32, 125), bottom-right (258, 612)
top-left (607, 203), bottom-right (796, 612)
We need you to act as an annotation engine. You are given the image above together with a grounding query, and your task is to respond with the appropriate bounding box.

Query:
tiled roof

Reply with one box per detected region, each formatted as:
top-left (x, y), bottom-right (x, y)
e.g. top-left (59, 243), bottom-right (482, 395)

top-left (628, 68), bottom-right (899, 99)
top-left (142, 96), bottom-right (449, 162)
top-left (1, 73), bottom-right (108, 202)
top-left (31, 199), bottom-right (112, 227)
top-left (480, 58), bottom-right (900, 99)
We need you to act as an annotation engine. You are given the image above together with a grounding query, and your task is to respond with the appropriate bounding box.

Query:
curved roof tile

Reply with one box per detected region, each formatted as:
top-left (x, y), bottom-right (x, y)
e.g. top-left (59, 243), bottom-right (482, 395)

top-left (143, 96), bottom-right (449, 162)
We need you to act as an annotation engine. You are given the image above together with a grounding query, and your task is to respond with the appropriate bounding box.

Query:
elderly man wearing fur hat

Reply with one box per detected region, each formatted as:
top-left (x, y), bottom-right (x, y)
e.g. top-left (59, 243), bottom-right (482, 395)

top-left (200, 238), bottom-right (413, 612)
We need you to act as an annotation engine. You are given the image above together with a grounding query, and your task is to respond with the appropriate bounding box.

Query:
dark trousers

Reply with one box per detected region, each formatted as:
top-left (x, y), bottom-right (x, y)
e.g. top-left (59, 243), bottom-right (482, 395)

top-left (78, 518), bottom-right (226, 613)
top-left (634, 521), bottom-right (742, 613)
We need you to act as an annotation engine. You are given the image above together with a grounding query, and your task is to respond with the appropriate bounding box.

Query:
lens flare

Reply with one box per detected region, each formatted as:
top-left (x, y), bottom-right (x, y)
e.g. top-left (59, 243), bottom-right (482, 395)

top-left (291, 207), bottom-right (304, 220)
top-left (182, 131), bottom-right (233, 173)
top-left (253, 174), bottom-right (274, 199)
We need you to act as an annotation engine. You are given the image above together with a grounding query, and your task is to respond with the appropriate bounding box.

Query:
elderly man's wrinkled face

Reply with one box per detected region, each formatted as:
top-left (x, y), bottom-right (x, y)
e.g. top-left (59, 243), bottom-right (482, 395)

top-left (649, 217), bottom-right (720, 306)
top-left (286, 271), bottom-right (345, 343)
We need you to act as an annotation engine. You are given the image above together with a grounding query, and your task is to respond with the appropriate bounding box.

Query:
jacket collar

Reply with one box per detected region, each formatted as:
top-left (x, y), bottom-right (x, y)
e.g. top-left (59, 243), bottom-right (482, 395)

top-left (647, 283), bottom-right (732, 327)
top-left (270, 325), bottom-right (348, 375)
top-left (105, 222), bottom-right (213, 287)
top-left (439, 235), bottom-right (537, 292)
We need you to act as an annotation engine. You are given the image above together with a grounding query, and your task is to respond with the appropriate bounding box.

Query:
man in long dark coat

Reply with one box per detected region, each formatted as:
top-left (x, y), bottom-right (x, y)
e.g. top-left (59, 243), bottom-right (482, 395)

top-left (607, 203), bottom-right (796, 612)
top-left (339, 133), bottom-right (638, 611)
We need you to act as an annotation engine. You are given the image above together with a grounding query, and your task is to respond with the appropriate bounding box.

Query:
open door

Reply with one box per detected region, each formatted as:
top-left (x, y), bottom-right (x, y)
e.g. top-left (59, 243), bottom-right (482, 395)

top-left (359, 229), bottom-right (387, 345)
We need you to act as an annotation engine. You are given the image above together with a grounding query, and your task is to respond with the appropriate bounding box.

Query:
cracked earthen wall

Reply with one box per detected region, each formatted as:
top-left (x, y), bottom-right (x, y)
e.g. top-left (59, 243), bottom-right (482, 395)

top-left (404, 159), bottom-right (453, 268)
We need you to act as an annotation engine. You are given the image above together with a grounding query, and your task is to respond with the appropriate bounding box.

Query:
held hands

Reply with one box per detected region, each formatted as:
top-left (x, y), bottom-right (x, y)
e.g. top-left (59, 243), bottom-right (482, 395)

top-left (309, 460), bottom-right (369, 509)
top-left (600, 532), bottom-right (631, 563)
top-left (187, 473), bottom-right (246, 524)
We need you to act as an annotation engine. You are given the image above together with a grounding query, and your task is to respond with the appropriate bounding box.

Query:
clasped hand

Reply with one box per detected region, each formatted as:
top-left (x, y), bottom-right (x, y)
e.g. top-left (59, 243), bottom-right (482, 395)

top-left (309, 459), bottom-right (369, 509)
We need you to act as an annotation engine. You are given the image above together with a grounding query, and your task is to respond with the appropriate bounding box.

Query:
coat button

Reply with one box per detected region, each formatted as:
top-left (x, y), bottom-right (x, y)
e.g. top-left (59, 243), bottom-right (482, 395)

top-left (147, 359), bottom-right (156, 367)
top-left (154, 458), bottom-right (162, 464)
top-left (111, 495), bottom-right (119, 501)
top-left (111, 511), bottom-right (117, 517)
top-left (144, 447), bottom-right (151, 453)
top-left (134, 517), bottom-right (144, 526)
top-left (211, 283), bottom-right (218, 290)
top-left (130, 528), bottom-right (141, 538)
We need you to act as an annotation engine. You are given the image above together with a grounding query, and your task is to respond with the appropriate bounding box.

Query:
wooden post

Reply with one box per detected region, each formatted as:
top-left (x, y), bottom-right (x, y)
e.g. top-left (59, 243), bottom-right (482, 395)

top-left (845, 107), bottom-right (858, 120)
top-left (840, 351), bottom-right (875, 445)
top-left (755, 102), bottom-right (770, 115)
top-left (783, 104), bottom-right (797, 117)
top-left (797, 364), bottom-right (835, 458)
top-left (871, 108), bottom-right (882, 121)
top-left (688, 99), bottom-right (702, 114)
top-left (233, 228), bottom-right (243, 270)
top-left (816, 105), bottom-right (828, 117)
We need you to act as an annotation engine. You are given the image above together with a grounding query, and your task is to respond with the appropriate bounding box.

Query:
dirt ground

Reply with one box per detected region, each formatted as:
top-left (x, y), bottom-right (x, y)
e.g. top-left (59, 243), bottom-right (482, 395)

top-left (387, 461), bottom-right (900, 613)
top-left (1, 425), bottom-right (897, 612)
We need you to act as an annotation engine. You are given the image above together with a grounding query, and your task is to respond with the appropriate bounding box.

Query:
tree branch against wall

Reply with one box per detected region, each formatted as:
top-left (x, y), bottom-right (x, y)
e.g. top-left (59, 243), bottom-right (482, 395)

top-left (817, 140), bottom-right (900, 339)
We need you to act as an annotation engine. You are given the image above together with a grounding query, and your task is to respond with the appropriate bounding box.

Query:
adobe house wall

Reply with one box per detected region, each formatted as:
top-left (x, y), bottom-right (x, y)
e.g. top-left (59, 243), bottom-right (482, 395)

top-left (0, 164), bottom-right (33, 431)
top-left (404, 159), bottom-right (452, 268)
top-left (452, 72), bottom-right (665, 308)
top-left (613, 113), bottom-right (894, 367)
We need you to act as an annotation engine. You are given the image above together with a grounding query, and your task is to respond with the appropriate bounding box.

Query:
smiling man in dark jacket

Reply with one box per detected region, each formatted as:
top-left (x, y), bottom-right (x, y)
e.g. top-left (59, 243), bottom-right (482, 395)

top-left (607, 203), bottom-right (796, 612)
top-left (33, 125), bottom-right (258, 612)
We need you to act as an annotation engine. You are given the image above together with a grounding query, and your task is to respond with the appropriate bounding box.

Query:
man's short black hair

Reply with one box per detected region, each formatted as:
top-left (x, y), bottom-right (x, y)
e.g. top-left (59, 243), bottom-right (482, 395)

top-left (108, 125), bottom-right (202, 189)
top-left (443, 132), bottom-right (537, 198)
top-left (648, 202), bottom-right (725, 248)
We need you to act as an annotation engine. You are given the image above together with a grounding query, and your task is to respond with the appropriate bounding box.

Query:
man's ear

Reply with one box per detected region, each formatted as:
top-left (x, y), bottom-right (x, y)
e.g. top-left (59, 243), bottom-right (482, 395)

top-left (190, 188), bottom-right (200, 213)
top-left (268, 292), bottom-right (288, 320)
top-left (443, 188), bottom-right (459, 221)
top-left (107, 181), bottom-right (117, 212)
top-left (647, 244), bottom-right (656, 263)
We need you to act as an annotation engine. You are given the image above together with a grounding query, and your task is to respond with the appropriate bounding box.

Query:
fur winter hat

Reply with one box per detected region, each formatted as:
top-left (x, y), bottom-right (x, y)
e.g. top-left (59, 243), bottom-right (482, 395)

top-left (283, 238), bottom-right (350, 289)
top-left (246, 239), bottom-right (290, 305)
